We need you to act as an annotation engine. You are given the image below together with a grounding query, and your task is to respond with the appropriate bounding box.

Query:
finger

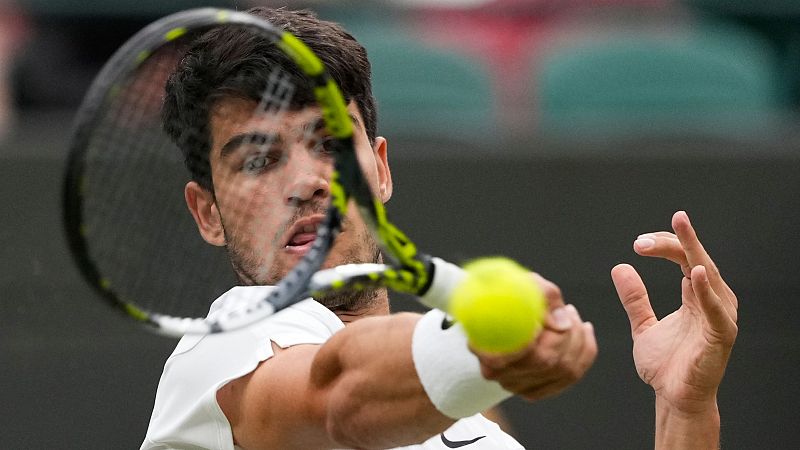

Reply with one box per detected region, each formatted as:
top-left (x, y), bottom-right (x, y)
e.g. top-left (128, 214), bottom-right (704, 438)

top-left (476, 299), bottom-right (576, 369)
top-left (577, 321), bottom-right (598, 375)
top-left (530, 273), bottom-right (583, 332)
top-left (611, 264), bottom-right (657, 338)
top-left (633, 233), bottom-right (691, 278)
top-left (672, 211), bottom-right (708, 268)
top-left (555, 320), bottom-right (597, 382)
top-left (691, 265), bottom-right (738, 341)
top-left (672, 211), bottom-right (735, 302)
top-left (681, 275), bottom-right (699, 311)
top-left (537, 304), bottom-right (585, 371)
top-left (475, 346), bottom-right (527, 369)
top-left (549, 304), bottom-right (586, 370)
top-left (532, 272), bottom-right (565, 310)
top-left (483, 304), bottom-right (582, 371)
top-left (546, 304), bottom-right (573, 331)
top-left (645, 231), bottom-right (679, 239)
top-left (519, 322), bottom-right (596, 402)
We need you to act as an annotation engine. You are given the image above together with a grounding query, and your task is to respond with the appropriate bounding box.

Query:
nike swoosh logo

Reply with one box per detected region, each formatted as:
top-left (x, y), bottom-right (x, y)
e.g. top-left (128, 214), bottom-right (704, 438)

top-left (441, 317), bottom-right (454, 330)
top-left (440, 433), bottom-right (486, 448)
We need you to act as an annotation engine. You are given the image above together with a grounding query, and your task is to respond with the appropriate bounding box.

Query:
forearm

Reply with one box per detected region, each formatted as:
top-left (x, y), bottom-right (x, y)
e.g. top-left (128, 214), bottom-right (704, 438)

top-left (655, 397), bottom-right (720, 450)
top-left (311, 312), bottom-right (454, 449)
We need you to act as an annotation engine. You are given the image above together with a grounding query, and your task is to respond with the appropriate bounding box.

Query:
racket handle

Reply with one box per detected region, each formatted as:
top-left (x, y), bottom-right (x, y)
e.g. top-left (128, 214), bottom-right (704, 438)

top-left (420, 257), bottom-right (547, 354)
top-left (419, 257), bottom-right (466, 311)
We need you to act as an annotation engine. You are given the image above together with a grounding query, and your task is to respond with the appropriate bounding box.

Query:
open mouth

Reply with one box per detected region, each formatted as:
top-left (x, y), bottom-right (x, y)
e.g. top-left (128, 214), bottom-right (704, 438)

top-left (283, 215), bottom-right (324, 255)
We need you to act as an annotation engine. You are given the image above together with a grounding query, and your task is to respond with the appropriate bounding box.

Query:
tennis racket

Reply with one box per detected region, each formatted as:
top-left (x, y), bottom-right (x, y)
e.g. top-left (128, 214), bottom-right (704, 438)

top-left (63, 7), bottom-right (541, 339)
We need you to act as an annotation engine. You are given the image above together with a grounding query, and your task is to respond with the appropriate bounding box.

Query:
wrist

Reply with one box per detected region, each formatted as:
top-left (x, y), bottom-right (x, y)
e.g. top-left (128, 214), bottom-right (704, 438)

top-left (412, 308), bottom-right (512, 419)
top-left (655, 396), bottom-right (720, 450)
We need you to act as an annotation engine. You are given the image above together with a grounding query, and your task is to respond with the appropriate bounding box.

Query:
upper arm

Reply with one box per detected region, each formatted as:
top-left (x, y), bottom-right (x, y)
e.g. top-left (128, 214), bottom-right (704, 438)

top-left (218, 342), bottom-right (331, 450)
top-left (217, 313), bottom-right (454, 450)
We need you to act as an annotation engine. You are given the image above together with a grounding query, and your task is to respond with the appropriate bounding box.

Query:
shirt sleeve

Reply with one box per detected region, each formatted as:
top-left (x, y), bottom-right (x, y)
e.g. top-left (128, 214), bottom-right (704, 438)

top-left (141, 289), bottom-right (344, 450)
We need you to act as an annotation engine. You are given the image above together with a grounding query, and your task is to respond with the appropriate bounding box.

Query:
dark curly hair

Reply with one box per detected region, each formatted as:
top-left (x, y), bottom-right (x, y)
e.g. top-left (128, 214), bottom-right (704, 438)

top-left (162, 7), bottom-right (376, 191)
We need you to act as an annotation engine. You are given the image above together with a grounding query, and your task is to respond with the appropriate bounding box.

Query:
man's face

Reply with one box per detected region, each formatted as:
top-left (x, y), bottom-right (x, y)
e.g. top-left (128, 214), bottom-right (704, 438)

top-left (185, 97), bottom-right (392, 301)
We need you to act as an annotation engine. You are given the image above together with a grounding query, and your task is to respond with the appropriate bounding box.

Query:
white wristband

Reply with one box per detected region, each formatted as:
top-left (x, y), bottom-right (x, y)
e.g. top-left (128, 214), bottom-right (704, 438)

top-left (412, 308), bottom-right (512, 419)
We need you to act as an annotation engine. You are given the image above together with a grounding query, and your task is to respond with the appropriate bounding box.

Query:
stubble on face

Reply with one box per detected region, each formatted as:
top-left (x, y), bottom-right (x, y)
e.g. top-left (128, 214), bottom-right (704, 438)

top-left (221, 204), bottom-right (385, 312)
top-left (207, 100), bottom-right (389, 314)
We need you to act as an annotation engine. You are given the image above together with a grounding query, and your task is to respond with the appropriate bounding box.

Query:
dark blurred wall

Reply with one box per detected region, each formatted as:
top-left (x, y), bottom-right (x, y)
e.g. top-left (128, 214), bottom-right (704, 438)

top-left (2, 110), bottom-right (799, 448)
top-left (3, 1), bottom-right (800, 448)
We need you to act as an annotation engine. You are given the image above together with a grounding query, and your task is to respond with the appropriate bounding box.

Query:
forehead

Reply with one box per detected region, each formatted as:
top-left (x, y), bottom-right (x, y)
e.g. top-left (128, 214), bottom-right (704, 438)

top-left (208, 97), bottom-right (364, 153)
top-left (210, 97), bottom-right (320, 135)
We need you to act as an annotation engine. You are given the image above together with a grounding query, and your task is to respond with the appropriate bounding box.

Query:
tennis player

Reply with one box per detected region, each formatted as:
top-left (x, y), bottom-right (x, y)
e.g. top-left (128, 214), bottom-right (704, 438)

top-left (141, 7), bottom-right (737, 450)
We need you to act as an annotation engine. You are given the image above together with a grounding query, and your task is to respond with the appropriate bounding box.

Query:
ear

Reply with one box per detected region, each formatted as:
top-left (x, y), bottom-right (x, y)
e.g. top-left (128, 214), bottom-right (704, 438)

top-left (184, 181), bottom-right (226, 246)
top-left (373, 136), bottom-right (393, 203)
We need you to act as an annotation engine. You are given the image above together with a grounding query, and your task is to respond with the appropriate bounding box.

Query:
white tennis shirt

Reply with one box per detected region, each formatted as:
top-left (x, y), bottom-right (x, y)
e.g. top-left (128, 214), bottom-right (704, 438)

top-left (141, 286), bottom-right (525, 449)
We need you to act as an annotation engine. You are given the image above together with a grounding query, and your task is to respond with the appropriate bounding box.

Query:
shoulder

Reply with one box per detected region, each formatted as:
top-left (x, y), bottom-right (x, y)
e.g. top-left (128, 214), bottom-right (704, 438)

top-left (142, 287), bottom-right (343, 448)
top-left (173, 286), bottom-right (344, 359)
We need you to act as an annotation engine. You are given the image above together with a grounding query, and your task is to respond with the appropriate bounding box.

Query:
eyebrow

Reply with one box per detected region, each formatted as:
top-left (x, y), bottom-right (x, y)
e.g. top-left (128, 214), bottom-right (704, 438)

top-left (302, 113), bottom-right (362, 135)
top-left (218, 113), bottom-right (362, 159)
top-left (219, 132), bottom-right (280, 159)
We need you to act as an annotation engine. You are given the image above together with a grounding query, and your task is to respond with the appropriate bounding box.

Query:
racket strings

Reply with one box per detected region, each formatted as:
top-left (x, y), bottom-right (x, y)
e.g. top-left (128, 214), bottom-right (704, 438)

top-left (74, 16), bottom-right (353, 330)
top-left (87, 65), bottom-right (163, 281)
top-left (123, 52), bottom-right (192, 313)
top-left (82, 36), bottom-right (232, 318)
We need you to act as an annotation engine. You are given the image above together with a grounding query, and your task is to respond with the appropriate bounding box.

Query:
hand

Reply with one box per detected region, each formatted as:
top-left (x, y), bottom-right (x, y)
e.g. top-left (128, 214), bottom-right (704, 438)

top-left (611, 211), bottom-right (738, 414)
top-left (473, 273), bottom-right (598, 401)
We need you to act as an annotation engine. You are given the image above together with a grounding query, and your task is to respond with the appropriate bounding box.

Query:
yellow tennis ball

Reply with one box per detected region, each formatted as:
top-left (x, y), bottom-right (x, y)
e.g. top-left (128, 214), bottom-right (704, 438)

top-left (449, 257), bottom-right (547, 354)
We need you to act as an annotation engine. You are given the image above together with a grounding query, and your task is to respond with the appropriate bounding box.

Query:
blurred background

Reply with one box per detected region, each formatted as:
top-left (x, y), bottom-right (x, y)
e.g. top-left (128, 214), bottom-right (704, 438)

top-left (2, 0), bottom-right (799, 448)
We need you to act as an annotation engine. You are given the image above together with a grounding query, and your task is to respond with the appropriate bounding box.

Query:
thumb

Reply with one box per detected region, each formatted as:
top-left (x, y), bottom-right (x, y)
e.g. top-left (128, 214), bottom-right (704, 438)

top-left (611, 264), bottom-right (657, 338)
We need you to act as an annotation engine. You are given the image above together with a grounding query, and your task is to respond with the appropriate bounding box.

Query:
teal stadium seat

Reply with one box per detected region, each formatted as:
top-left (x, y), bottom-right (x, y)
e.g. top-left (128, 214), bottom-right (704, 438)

top-left (683, 0), bottom-right (800, 107)
top-left (364, 34), bottom-right (497, 143)
top-left (535, 22), bottom-right (784, 139)
top-left (320, 6), bottom-right (497, 144)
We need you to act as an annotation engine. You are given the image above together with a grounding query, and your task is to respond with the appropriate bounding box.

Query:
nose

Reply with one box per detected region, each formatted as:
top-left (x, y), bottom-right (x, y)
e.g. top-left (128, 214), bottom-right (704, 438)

top-left (284, 149), bottom-right (331, 206)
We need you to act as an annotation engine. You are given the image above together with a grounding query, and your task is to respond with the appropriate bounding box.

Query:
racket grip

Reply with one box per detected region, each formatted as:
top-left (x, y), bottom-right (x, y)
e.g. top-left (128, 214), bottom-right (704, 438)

top-left (419, 257), bottom-right (466, 311)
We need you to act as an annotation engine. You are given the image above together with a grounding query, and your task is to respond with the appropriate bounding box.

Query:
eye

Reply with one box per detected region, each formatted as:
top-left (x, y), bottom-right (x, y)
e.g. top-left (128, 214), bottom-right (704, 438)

top-left (313, 136), bottom-right (336, 157)
top-left (242, 149), bottom-right (280, 174)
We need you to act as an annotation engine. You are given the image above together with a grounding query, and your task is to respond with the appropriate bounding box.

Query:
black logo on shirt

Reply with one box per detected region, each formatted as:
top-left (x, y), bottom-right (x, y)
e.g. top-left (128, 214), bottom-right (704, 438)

top-left (440, 433), bottom-right (486, 448)
top-left (441, 317), bottom-right (454, 330)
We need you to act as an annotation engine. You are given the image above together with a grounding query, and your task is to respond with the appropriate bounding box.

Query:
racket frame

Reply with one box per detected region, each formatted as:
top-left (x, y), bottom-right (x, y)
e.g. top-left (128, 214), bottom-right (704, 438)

top-left (63, 8), bottom-right (434, 336)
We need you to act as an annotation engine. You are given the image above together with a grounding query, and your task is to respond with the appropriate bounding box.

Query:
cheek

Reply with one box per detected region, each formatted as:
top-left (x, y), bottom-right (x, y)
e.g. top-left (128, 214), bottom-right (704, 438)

top-left (218, 182), bottom-right (282, 235)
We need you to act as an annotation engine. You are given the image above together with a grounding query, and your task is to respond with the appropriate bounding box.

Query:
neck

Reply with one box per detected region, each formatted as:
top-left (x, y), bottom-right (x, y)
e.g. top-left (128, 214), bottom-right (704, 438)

top-left (333, 290), bottom-right (391, 324)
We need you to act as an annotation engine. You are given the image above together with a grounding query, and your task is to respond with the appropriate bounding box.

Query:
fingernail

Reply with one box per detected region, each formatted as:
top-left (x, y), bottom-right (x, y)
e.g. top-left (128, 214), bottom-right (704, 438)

top-left (635, 238), bottom-right (655, 249)
top-left (566, 303), bottom-right (583, 321)
top-left (551, 306), bottom-right (571, 329)
top-left (637, 233), bottom-right (656, 240)
top-left (695, 265), bottom-right (707, 282)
